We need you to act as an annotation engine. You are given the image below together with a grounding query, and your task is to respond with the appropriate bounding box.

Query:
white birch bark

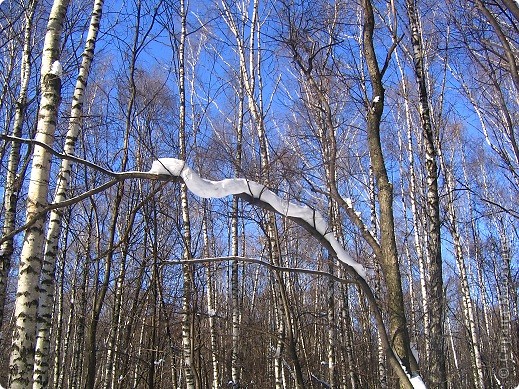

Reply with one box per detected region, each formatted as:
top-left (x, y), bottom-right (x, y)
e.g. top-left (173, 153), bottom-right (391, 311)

top-left (103, 252), bottom-right (127, 389)
top-left (56, 251), bottom-right (82, 389)
top-left (220, 2), bottom-right (307, 386)
top-left (177, 0), bottom-right (197, 386)
top-left (201, 208), bottom-right (220, 389)
top-left (341, 287), bottom-right (359, 388)
top-left (131, 309), bottom-right (146, 388)
top-left (404, 1), bottom-right (446, 384)
top-left (51, 236), bottom-right (65, 387)
top-left (230, 51), bottom-right (244, 389)
top-left (0, 0), bottom-right (38, 330)
top-left (8, 0), bottom-right (70, 386)
top-left (440, 149), bottom-right (485, 389)
top-left (32, 2), bottom-right (103, 387)
top-left (446, 315), bottom-right (459, 374)
top-left (494, 221), bottom-right (516, 386)
top-left (394, 50), bottom-right (431, 358)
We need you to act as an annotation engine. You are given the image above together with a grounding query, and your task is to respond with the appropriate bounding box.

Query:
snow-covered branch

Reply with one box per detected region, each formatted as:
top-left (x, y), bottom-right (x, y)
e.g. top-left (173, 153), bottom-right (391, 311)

top-left (149, 158), bottom-right (367, 279)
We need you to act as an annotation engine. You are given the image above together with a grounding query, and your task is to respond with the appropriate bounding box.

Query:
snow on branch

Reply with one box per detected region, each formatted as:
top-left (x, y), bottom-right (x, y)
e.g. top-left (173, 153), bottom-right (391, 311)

top-left (149, 158), bottom-right (367, 279)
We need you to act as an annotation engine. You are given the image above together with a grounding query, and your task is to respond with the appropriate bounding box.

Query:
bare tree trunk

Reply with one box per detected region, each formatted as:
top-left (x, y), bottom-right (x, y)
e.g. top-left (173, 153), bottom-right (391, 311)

top-left (495, 221), bottom-right (517, 386)
top-left (446, 315), bottom-right (460, 382)
top-left (50, 211), bottom-right (69, 388)
top-left (32, 2), bottom-right (104, 387)
top-left (8, 0), bottom-right (70, 386)
top-left (202, 206), bottom-right (220, 389)
top-left (147, 249), bottom-right (161, 389)
top-left (83, 70), bottom-right (135, 387)
top-left (132, 301), bottom-right (147, 388)
top-left (0, 0), bottom-right (38, 331)
top-left (475, 0), bottom-right (519, 92)
top-left (326, 256), bottom-right (337, 389)
top-left (440, 145), bottom-right (485, 388)
top-left (369, 169), bottom-right (387, 389)
top-left (394, 49), bottom-right (430, 361)
top-left (404, 1), bottom-right (446, 385)
top-left (220, 1), bottom-right (305, 386)
top-left (57, 211), bottom-right (91, 389)
top-left (103, 247), bottom-right (128, 389)
top-left (230, 66), bottom-right (244, 389)
top-left (339, 285), bottom-right (360, 388)
top-left (361, 0), bottom-right (419, 381)
top-left (177, 1), bottom-right (197, 387)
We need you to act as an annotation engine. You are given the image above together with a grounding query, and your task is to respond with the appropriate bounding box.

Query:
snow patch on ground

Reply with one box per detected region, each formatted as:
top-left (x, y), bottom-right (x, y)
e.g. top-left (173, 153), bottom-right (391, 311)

top-left (150, 158), bottom-right (367, 279)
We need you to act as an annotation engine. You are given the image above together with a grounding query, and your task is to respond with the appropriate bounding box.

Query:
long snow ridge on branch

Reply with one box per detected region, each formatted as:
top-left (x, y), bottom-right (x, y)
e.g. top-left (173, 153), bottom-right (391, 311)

top-left (149, 158), bottom-right (367, 279)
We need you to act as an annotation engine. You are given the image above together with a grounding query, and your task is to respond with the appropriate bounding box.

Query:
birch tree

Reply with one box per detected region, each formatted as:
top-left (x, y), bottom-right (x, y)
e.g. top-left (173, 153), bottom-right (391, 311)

top-left (8, 0), bottom-right (71, 386)
top-left (0, 0), bottom-right (38, 331)
top-left (440, 138), bottom-right (485, 389)
top-left (170, 0), bottom-right (199, 385)
top-left (32, 2), bottom-right (104, 387)
top-left (403, 0), bottom-right (445, 385)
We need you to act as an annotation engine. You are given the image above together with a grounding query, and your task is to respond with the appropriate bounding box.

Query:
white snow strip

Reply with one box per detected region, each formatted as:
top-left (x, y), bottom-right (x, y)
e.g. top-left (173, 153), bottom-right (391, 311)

top-left (410, 375), bottom-right (427, 389)
top-left (396, 353), bottom-right (428, 388)
top-left (149, 158), bottom-right (367, 279)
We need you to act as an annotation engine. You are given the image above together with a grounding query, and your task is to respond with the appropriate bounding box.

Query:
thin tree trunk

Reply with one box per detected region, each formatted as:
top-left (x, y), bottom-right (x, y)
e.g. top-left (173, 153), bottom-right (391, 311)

top-left (202, 207), bottom-right (220, 389)
top-left (340, 286), bottom-right (360, 388)
top-left (440, 145), bottom-right (485, 389)
top-left (8, 0), bottom-right (70, 386)
top-left (475, 0), bottom-right (519, 92)
top-left (404, 1), bottom-right (446, 385)
top-left (177, 0), bottom-right (198, 386)
top-left (230, 69), bottom-right (244, 388)
top-left (132, 301), bottom-right (147, 388)
top-left (495, 221), bottom-right (517, 386)
top-left (84, 86), bottom-right (133, 389)
top-left (103, 251), bottom-right (128, 389)
top-left (395, 48), bottom-right (430, 359)
top-left (51, 212), bottom-right (69, 388)
top-left (0, 0), bottom-right (38, 331)
top-left (221, 1), bottom-right (305, 386)
top-left (446, 315), bottom-right (460, 383)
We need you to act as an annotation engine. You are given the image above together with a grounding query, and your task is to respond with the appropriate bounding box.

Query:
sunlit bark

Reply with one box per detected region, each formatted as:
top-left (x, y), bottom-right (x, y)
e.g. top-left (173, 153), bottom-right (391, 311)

top-left (8, 0), bottom-right (70, 386)
top-left (0, 0), bottom-right (38, 331)
top-left (32, 2), bottom-right (104, 387)
top-left (361, 0), bottom-right (418, 381)
top-left (404, 0), bottom-right (445, 385)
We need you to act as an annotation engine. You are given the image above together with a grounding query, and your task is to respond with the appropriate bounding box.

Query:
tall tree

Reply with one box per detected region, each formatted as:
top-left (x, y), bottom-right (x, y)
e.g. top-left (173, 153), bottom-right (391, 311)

top-left (32, 2), bottom-right (104, 387)
top-left (0, 0), bottom-right (38, 332)
top-left (403, 0), bottom-right (446, 386)
top-left (360, 0), bottom-right (419, 381)
top-left (8, 0), bottom-right (71, 386)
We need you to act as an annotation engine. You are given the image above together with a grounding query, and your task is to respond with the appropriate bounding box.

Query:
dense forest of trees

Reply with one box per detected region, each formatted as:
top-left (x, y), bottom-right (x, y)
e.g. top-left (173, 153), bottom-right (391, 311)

top-left (0, 0), bottom-right (517, 388)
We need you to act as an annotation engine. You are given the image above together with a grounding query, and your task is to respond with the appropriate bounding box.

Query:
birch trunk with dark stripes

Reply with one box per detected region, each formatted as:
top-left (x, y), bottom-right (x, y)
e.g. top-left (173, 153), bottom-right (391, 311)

top-left (0, 0), bottom-right (38, 332)
top-left (32, 2), bottom-right (104, 387)
top-left (8, 0), bottom-right (70, 386)
top-left (404, 1), bottom-right (446, 385)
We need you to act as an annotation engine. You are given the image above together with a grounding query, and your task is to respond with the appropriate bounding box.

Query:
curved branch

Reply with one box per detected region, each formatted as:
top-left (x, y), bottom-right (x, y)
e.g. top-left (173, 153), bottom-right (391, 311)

top-left (475, 0), bottom-right (519, 92)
